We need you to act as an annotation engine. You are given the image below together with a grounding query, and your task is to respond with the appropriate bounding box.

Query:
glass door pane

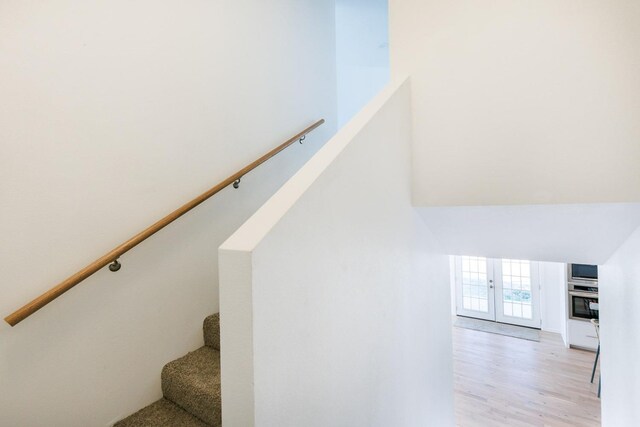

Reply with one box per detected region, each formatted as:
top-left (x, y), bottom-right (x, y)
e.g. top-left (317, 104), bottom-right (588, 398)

top-left (455, 256), bottom-right (495, 321)
top-left (495, 259), bottom-right (541, 328)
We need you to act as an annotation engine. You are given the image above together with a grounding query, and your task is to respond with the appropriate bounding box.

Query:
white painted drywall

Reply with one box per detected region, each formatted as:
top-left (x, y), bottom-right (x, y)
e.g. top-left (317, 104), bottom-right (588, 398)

top-left (539, 262), bottom-right (567, 342)
top-left (220, 79), bottom-right (455, 426)
top-left (391, 0), bottom-right (640, 206)
top-left (336, 0), bottom-right (390, 126)
top-left (0, 2), bottom-right (336, 425)
top-left (599, 225), bottom-right (640, 426)
top-left (449, 256), bottom-right (457, 318)
top-left (417, 204), bottom-right (640, 265)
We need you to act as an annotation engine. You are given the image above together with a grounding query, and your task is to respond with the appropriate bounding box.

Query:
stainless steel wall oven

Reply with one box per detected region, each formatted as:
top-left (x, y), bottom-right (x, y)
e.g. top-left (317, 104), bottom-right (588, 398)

top-left (568, 286), bottom-right (599, 320)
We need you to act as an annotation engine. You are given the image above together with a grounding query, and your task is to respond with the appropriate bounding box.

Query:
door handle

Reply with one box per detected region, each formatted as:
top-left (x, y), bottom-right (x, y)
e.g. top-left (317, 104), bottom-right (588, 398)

top-left (489, 279), bottom-right (494, 288)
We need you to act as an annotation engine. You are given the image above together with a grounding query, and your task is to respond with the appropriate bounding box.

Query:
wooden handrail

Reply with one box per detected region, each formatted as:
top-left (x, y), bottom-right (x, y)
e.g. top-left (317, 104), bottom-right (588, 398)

top-left (5, 119), bottom-right (325, 327)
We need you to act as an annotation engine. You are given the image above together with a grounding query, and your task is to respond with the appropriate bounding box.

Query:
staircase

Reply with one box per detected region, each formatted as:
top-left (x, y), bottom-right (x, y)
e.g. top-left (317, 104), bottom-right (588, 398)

top-left (115, 314), bottom-right (221, 427)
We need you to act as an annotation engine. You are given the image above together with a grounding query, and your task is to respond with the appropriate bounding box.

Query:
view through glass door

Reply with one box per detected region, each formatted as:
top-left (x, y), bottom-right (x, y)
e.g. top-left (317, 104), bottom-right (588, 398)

top-left (454, 256), bottom-right (495, 321)
top-left (455, 256), bottom-right (541, 328)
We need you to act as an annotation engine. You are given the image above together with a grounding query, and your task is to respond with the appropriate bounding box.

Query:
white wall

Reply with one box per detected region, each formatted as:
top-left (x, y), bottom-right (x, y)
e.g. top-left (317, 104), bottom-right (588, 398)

top-left (449, 256), bottom-right (457, 318)
top-left (418, 204), bottom-right (640, 265)
top-left (599, 225), bottom-right (640, 426)
top-left (220, 79), bottom-right (455, 426)
top-left (336, 0), bottom-right (390, 126)
top-left (391, 0), bottom-right (640, 206)
top-left (0, 2), bottom-right (337, 426)
top-left (539, 261), bottom-right (567, 343)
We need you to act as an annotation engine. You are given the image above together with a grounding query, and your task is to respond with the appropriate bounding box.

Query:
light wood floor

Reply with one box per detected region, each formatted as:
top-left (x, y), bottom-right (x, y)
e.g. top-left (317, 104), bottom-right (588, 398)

top-left (453, 325), bottom-right (601, 427)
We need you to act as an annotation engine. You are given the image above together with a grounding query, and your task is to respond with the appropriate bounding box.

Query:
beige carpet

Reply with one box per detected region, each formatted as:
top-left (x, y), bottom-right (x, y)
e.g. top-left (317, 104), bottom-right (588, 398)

top-left (454, 316), bottom-right (540, 342)
top-left (115, 313), bottom-right (221, 427)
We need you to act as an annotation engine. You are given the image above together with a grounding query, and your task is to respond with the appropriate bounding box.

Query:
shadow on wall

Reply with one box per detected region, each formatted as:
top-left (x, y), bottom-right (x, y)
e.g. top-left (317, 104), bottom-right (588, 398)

top-left (336, 0), bottom-right (390, 126)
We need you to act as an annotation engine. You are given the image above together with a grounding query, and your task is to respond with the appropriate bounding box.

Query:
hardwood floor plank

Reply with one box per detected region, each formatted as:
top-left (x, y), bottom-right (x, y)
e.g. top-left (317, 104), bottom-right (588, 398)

top-left (453, 326), bottom-right (601, 427)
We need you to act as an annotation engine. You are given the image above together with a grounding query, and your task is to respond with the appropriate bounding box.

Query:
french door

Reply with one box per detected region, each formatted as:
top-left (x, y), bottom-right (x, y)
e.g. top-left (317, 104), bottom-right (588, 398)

top-left (455, 256), bottom-right (541, 328)
top-left (455, 256), bottom-right (495, 321)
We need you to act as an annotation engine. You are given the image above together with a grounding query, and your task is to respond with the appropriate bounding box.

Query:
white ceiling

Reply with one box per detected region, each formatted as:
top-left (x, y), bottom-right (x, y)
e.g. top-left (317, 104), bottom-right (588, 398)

top-left (416, 203), bottom-right (640, 265)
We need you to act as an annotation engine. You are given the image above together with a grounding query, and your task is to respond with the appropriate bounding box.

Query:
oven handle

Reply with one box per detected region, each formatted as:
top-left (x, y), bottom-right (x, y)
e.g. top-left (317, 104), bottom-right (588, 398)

top-left (569, 290), bottom-right (599, 298)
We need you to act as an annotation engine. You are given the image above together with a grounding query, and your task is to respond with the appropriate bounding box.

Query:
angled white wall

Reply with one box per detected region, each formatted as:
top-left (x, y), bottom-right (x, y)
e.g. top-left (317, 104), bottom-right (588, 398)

top-left (417, 203), bottom-right (640, 265)
top-left (600, 225), bottom-right (640, 426)
top-left (391, 0), bottom-right (640, 207)
top-left (220, 79), bottom-right (454, 426)
top-left (0, 1), bottom-right (336, 425)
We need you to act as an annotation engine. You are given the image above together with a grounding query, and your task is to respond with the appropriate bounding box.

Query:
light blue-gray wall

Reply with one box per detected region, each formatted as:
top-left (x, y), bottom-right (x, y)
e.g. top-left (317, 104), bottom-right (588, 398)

top-left (336, 0), bottom-right (390, 126)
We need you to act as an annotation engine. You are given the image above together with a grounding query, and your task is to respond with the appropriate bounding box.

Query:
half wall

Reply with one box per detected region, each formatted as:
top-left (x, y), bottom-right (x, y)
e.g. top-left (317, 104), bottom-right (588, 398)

top-left (219, 79), bottom-right (454, 426)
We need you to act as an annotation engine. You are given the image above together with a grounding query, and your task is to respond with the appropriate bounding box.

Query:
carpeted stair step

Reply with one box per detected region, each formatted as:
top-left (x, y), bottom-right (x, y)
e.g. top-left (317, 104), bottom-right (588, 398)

top-left (203, 313), bottom-right (220, 350)
top-left (114, 314), bottom-right (221, 426)
top-left (113, 398), bottom-right (210, 427)
top-left (161, 346), bottom-right (221, 426)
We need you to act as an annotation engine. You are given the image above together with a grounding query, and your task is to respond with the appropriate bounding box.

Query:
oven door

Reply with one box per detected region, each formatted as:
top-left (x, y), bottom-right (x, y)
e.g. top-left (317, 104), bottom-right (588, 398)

top-left (569, 291), bottom-right (599, 320)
